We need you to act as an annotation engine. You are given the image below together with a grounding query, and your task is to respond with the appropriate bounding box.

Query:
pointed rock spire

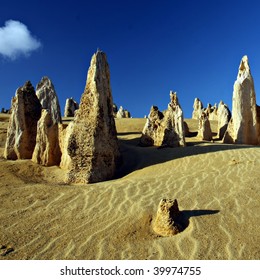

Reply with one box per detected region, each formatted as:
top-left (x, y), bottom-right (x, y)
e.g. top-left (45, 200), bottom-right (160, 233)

top-left (237, 55), bottom-right (251, 80)
top-left (64, 97), bottom-right (79, 117)
top-left (140, 91), bottom-right (185, 147)
top-left (61, 50), bottom-right (121, 183)
top-left (36, 76), bottom-right (62, 124)
top-left (197, 111), bottom-right (212, 141)
top-left (223, 55), bottom-right (259, 145)
top-left (217, 101), bottom-right (231, 139)
top-left (32, 109), bottom-right (61, 166)
top-left (32, 77), bottom-right (62, 166)
top-left (4, 81), bottom-right (42, 159)
top-left (192, 98), bottom-right (203, 119)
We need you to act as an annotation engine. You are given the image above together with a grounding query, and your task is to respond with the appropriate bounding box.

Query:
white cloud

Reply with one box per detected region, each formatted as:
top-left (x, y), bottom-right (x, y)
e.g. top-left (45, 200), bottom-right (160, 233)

top-left (0, 20), bottom-right (42, 60)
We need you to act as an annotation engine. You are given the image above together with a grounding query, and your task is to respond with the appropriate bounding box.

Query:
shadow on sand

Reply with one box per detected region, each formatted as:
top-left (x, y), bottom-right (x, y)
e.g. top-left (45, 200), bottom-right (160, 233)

top-left (177, 209), bottom-right (220, 233)
top-left (114, 134), bottom-right (260, 179)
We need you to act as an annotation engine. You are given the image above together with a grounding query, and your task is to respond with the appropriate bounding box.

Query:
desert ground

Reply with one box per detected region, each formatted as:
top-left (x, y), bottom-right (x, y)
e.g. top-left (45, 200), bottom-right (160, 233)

top-left (0, 113), bottom-right (259, 260)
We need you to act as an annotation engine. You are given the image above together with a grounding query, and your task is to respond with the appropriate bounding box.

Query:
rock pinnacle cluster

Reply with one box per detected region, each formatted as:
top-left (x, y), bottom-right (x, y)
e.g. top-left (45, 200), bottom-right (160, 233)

top-left (4, 52), bottom-right (260, 189)
top-left (140, 91), bottom-right (185, 147)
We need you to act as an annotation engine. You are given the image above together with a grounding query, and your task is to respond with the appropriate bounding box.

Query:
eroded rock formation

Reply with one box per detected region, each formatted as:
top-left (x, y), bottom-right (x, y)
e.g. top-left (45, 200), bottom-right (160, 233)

top-left (32, 109), bottom-right (61, 166)
top-left (206, 103), bottom-right (218, 121)
top-left (61, 50), bottom-right (121, 183)
top-left (4, 81), bottom-right (42, 159)
top-left (140, 91), bottom-right (185, 147)
top-left (33, 77), bottom-right (62, 166)
top-left (64, 98), bottom-right (79, 117)
top-left (112, 103), bottom-right (118, 117)
top-left (139, 106), bottom-right (164, 146)
top-left (152, 199), bottom-right (183, 236)
top-left (116, 106), bottom-right (126, 118)
top-left (192, 99), bottom-right (230, 123)
top-left (115, 105), bottom-right (131, 118)
top-left (192, 98), bottom-right (203, 119)
top-left (165, 91), bottom-right (186, 146)
top-left (223, 55), bottom-right (259, 144)
top-left (36, 76), bottom-right (62, 123)
top-left (197, 112), bottom-right (212, 141)
top-left (217, 101), bottom-right (231, 139)
top-left (59, 122), bottom-right (74, 170)
top-left (124, 110), bottom-right (131, 118)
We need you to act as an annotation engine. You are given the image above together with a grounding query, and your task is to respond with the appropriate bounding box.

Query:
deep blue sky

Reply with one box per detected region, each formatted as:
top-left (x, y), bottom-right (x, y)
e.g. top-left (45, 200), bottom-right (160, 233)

top-left (1, 0), bottom-right (260, 118)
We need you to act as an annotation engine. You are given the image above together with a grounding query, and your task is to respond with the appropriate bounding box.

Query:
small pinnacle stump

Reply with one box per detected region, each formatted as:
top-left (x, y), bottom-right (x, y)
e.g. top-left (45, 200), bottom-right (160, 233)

top-left (152, 198), bottom-right (183, 236)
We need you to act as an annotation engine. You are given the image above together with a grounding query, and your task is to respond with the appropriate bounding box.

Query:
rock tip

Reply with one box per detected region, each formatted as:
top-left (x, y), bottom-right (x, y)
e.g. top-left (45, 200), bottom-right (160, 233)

top-left (96, 47), bottom-right (105, 54)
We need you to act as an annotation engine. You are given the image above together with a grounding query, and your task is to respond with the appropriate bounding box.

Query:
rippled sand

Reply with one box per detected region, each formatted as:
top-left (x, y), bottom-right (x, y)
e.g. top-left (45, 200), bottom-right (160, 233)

top-left (0, 114), bottom-right (259, 259)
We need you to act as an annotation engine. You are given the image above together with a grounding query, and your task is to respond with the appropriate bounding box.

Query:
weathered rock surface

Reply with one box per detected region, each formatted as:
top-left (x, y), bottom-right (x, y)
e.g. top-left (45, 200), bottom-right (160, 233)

top-left (139, 106), bottom-right (164, 146)
top-left (206, 103), bottom-right (218, 121)
top-left (32, 109), bottom-right (61, 166)
top-left (112, 103), bottom-right (118, 117)
top-left (64, 98), bottom-right (79, 117)
top-left (116, 106), bottom-right (131, 118)
top-left (197, 112), bottom-right (212, 141)
top-left (61, 50), bottom-right (121, 184)
top-left (59, 122), bottom-right (73, 170)
top-left (192, 98), bottom-right (203, 119)
top-left (33, 77), bottom-right (62, 166)
top-left (193, 99), bottom-right (228, 122)
top-left (116, 106), bottom-right (126, 118)
top-left (4, 81), bottom-right (42, 160)
top-left (223, 56), bottom-right (259, 144)
top-left (124, 110), bottom-right (131, 118)
top-left (161, 91), bottom-right (186, 147)
top-left (217, 101), bottom-right (231, 139)
top-left (152, 199), bottom-right (183, 236)
top-left (140, 91), bottom-right (185, 147)
top-left (36, 76), bottom-right (62, 124)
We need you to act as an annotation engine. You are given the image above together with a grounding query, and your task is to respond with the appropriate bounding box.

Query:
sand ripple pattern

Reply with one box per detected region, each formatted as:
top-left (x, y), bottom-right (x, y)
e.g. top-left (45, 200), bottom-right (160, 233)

top-left (0, 144), bottom-right (260, 259)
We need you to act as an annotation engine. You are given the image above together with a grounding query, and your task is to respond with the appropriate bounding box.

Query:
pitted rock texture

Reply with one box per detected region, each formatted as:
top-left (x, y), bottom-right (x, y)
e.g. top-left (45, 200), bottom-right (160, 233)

top-left (140, 91), bottom-right (185, 147)
top-left (197, 111), bottom-right (212, 141)
top-left (192, 98), bottom-right (203, 119)
top-left (224, 55), bottom-right (259, 145)
top-left (4, 81), bottom-right (42, 160)
top-left (139, 105), bottom-right (164, 146)
top-left (217, 101), bottom-right (231, 140)
top-left (32, 109), bottom-right (61, 166)
top-left (152, 199), bottom-right (183, 236)
top-left (36, 76), bottom-right (62, 124)
top-left (64, 98), bottom-right (79, 117)
top-left (61, 50), bottom-right (120, 184)
top-left (116, 105), bottom-right (131, 118)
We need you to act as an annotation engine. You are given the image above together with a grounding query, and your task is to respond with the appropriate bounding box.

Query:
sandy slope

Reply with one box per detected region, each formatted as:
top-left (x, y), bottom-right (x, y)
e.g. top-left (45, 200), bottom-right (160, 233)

top-left (0, 114), bottom-right (259, 260)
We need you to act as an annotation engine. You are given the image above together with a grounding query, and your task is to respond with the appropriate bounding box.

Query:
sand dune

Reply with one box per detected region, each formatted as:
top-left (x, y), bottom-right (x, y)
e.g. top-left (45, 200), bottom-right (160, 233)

top-left (0, 114), bottom-right (259, 259)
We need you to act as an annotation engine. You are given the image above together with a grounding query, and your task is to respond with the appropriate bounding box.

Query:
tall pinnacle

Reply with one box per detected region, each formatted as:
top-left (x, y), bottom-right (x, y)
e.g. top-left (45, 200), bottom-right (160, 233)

top-left (223, 55), bottom-right (259, 145)
top-left (61, 50), bottom-right (121, 184)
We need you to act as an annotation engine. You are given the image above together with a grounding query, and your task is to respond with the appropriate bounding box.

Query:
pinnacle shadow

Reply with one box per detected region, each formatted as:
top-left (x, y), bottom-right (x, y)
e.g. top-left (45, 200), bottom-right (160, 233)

top-left (117, 132), bottom-right (143, 136)
top-left (181, 209), bottom-right (220, 218)
top-left (114, 135), bottom-right (260, 179)
top-left (176, 209), bottom-right (220, 233)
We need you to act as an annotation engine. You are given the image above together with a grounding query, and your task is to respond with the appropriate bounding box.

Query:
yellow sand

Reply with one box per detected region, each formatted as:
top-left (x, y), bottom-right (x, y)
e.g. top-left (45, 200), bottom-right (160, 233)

top-left (0, 114), bottom-right (259, 260)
